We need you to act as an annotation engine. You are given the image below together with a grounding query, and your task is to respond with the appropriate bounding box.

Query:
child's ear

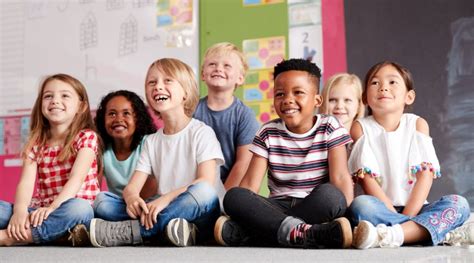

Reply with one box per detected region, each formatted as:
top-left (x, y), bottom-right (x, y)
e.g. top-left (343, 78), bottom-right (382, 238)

top-left (236, 72), bottom-right (245, 86)
top-left (314, 94), bottom-right (323, 108)
top-left (405, 90), bottom-right (416, 105)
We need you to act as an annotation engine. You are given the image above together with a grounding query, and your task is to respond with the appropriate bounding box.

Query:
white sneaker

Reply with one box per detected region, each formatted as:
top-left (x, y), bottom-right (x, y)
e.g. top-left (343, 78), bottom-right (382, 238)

top-left (353, 220), bottom-right (403, 249)
top-left (166, 218), bottom-right (197, 247)
top-left (443, 222), bottom-right (474, 247)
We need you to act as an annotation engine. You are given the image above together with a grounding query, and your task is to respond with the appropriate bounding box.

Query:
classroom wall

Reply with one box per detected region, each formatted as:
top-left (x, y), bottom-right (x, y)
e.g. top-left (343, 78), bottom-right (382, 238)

top-left (344, 0), bottom-right (474, 210)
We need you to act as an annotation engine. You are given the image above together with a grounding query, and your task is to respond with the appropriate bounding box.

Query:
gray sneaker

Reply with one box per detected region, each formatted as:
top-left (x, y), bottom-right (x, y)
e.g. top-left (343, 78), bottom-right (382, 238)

top-left (443, 222), bottom-right (474, 247)
top-left (90, 219), bottom-right (142, 247)
top-left (166, 218), bottom-right (197, 247)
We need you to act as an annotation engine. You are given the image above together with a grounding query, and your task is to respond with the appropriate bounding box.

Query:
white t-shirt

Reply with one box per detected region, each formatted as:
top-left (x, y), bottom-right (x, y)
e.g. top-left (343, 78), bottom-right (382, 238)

top-left (135, 118), bottom-right (225, 205)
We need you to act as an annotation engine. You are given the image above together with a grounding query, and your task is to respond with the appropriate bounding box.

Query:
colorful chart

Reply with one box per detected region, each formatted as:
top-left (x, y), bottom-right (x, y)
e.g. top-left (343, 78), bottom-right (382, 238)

top-left (243, 0), bottom-right (284, 7)
top-left (239, 36), bottom-right (286, 123)
top-left (156, 0), bottom-right (193, 28)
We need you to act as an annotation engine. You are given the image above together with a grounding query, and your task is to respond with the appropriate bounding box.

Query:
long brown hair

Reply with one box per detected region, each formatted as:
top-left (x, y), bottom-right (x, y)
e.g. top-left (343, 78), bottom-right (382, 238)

top-left (22, 74), bottom-right (101, 168)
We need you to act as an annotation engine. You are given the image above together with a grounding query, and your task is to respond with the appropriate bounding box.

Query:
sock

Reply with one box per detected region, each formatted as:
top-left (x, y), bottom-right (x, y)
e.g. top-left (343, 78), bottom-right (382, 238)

top-left (289, 223), bottom-right (311, 245)
top-left (391, 224), bottom-right (404, 246)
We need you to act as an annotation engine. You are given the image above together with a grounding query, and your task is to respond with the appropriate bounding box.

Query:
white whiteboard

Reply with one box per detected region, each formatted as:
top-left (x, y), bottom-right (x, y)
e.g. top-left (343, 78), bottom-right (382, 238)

top-left (0, 0), bottom-right (199, 115)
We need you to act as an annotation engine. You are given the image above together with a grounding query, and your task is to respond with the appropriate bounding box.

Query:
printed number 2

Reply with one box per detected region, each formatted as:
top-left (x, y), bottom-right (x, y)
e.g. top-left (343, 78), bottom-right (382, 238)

top-left (302, 32), bottom-right (309, 43)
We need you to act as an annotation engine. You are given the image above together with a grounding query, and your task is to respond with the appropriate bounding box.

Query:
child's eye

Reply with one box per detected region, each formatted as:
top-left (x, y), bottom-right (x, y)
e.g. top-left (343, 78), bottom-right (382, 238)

top-left (62, 94), bottom-right (70, 98)
top-left (295, 90), bottom-right (305, 95)
top-left (344, 98), bottom-right (353, 103)
top-left (275, 92), bottom-right (284, 97)
top-left (164, 78), bottom-right (173, 83)
top-left (147, 80), bottom-right (157, 86)
top-left (328, 98), bottom-right (336, 103)
top-left (43, 94), bottom-right (52, 99)
top-left (224, 64), bottom-right (231, 68)
top-left (123, 111), bottom-right (133, 117)
top-left (370, 80), bottom-right (379, 86)
top-left (389, 80), bottom-right (397, 85)
top-left (107, 112), bottom-right (116, 118)
top-left (208, 62), bottom-right (216, 66)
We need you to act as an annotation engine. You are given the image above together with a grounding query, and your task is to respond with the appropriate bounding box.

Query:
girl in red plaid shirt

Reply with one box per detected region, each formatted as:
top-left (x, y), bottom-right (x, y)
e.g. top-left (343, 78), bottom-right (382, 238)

top-left (0, 74), bottom-right (101, 246)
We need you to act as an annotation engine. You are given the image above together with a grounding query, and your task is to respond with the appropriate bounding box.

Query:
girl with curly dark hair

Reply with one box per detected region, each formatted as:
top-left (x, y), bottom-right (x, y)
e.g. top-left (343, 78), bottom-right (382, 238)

top-left (93, 90), bottom-right (157, 221)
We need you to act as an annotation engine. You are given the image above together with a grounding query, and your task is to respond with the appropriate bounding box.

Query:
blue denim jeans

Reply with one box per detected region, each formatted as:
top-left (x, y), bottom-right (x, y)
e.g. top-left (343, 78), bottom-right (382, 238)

top-left (0, 198), bottom-right (94, 244)
top-left (93, 191), bottom-right (143, 221)
top-left (349, 194), bottom-right (470, 245)
top-left (95, 182), bottom-right (220, 242)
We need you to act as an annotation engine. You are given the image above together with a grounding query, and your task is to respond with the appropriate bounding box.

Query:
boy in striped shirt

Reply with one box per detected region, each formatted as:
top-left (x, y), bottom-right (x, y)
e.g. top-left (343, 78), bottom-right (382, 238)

top-left (214, 58), bottom-right (354, 248)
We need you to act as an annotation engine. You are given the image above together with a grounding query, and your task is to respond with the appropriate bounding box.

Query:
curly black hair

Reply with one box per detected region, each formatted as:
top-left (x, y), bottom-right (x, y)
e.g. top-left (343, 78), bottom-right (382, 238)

top-left (273, 58), bottom-right (322, 88)
top-left (95, 90), bottom-right (157, 151)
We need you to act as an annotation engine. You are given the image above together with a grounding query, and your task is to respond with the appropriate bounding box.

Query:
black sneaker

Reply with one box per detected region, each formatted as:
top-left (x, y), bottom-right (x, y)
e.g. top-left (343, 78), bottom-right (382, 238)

top-left (214, 215), bottom-right (251, 246)
top-left (304, 217), bottom-right (352, 248)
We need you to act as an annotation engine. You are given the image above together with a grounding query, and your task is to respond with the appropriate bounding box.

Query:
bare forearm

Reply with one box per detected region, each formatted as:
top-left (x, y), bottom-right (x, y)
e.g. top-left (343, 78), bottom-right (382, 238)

top-left (361, 177), bottom-right (396, 212)
top-left (403, 172), bottom-right (433, 216)
top-left (332, 176), bottom-right (354, 205)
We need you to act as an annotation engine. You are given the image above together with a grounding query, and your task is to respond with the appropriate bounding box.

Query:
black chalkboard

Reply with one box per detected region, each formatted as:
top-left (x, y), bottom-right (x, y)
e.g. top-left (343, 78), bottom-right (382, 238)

top-left (344, 0), bottom-right (474, 209)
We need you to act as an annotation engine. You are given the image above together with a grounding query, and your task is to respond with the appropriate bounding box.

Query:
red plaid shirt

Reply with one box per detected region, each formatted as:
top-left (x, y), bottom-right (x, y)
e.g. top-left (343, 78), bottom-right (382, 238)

top-left (29, 129), bottom-right (100, 208)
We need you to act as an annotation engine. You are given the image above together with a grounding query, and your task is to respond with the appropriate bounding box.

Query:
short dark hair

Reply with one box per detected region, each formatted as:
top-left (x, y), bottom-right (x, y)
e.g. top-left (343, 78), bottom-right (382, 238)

top-left (273, 58), bottom-right (322, 88)
top-left (95, 90), bottom-right (157, 151)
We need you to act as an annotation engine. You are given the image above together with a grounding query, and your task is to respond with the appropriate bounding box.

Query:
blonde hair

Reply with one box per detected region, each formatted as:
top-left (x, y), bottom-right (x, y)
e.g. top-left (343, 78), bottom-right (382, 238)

top-left (202, 42), bottom-right (249, 77)
top-left (320, 73), bottom-right (365, 120)
top-left (147, 58), bottom-right (199, 118)
top-left (22, 74), bottom-right (100, 166)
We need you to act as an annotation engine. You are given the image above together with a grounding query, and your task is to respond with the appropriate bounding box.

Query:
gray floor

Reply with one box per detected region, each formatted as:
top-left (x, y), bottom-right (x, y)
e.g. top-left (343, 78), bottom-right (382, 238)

top-left (1, 245), bottom-right (473, 263)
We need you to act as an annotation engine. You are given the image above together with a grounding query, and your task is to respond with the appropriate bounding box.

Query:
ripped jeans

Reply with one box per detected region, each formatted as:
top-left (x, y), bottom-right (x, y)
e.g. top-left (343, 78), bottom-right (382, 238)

top-left (349, 194), bottom-right (470, 245)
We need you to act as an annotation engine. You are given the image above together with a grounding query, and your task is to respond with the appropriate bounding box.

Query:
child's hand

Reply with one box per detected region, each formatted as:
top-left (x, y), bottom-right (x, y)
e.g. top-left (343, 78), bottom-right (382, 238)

top-left (7, 210), bottom-right (30, 241)
top-left (126, 196), bottom-right (149, 219)
top-left (141, 197), bottom-right (169, 230)
top-left (29, 206), bottom-right (57, 227)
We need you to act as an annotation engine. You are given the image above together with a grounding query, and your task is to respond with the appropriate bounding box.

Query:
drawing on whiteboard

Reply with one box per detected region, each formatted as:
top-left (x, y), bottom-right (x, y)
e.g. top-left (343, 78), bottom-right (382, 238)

top-left (27, 0), bottom-right (47, 19)
top-left (107, 0), bottom-right (125, 10)
top-left (80, 12), bottom-right (98, 50)
top-left (56, 0), bottom-right (70, 12)
top-left (85, 54), bottom-right (98, 81)
top-left (445, 17), bottom-right (474, 206)
top-left (132, 0), bottom-right (154, 8)
top-left (119, 15), bottom-right (138, 56)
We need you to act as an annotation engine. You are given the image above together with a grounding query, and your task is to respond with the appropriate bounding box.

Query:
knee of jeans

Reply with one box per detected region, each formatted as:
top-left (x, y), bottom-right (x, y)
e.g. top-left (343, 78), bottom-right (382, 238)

top-left (62, 198), bottom-right (94, 221)
top-left (349, 195), bottom-right (378, 217)
top-left (223, 187), bottom-right (250, 211)
top-left (444, 194), bottom-right (471, 222)
top-left (187, 181), bottom-right (218, 207)
top-left (0, 200), bottom-right (13, 229)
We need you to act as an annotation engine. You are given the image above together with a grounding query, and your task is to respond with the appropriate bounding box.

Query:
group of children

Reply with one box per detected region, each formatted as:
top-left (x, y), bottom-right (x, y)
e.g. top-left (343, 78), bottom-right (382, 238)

top-left (0, 42), bottom-right (472, 249)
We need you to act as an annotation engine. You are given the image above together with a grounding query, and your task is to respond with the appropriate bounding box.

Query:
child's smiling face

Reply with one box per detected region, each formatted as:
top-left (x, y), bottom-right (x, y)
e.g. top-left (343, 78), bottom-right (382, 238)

top-left (366, 65), bottom-right (415, 116)
top-left (104, 95), bottom-right (136, 144)
top-left (273, 70), bottom-right (322, 134)
top-left (145, 65), bottom-right (187, 117)
top-left (327, 82), bottom-right (360, 129)
top-left (201, 51), bottom-right (245, 91)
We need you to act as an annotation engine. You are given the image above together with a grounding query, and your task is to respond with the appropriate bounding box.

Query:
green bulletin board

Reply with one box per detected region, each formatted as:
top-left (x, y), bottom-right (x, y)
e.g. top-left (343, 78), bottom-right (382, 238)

top-left (199, 0), bottom-right (289, 196)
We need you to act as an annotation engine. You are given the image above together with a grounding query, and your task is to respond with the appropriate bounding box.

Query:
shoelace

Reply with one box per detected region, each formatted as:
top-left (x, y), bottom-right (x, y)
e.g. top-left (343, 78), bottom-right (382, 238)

top-left (107, 223), bottom-right (131, 241)
top-left (376, 225), bottom-right (398, 248)
top-left (444, 223), bottom-right (474, 246)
